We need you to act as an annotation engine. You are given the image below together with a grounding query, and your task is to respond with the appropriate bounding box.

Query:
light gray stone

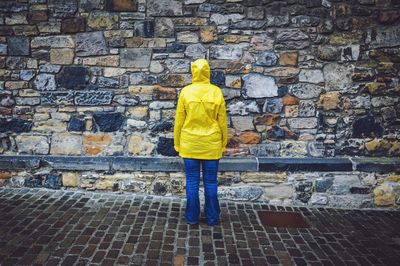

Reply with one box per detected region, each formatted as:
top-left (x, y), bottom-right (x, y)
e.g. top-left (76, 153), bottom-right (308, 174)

top-left (317, 45), bottom-right (340, 61)
top-left (277, 29), bottom-right (309, 42)
top-left (231, 116), bottom-right (254, 131)
top-left (369, 25), bottom-right (400, 48)
top-left (310, 193), bottom-right (328, 205)
top-left (210, 45), bottom-right (243, 60)
top-left (227, 101), bottom-right (259, 116)
top-left (265, 14), bottom-right (290, 27)
top-left (288, 118), bottom-right (318, 129)
top-left (210, 13), bottom-right (244, 25)
top-left (129, 73), bottom-right (146, 85)
top-left (222, 88), bottom-right (241, 100)
top-left (289, 83), bottom-right (322, 99)
top-left (341, 45), bottom-right (360, 61)
top-left (184, 43), bottom-right (206, 60)
top-left (114, 95), bottom-right (139, 106)
top-left (299, 100), bottom-right (316, 116)
top-left (127, 119), bottom-right (147, 129)
top-left (34, 74), bottom-right (56, 91)
top-left (330, 175), bottom-right (361, 195)
top-left (242, 74), bottom-right (278, 99)
top-left (20, 70), bottom-right (35, 81)
top-left (149, 101), bottom-right (175, 110)
top-left (231, 21), bottom-right (266, 30)
top-left (39, 64), bottom-right (61, 73)
top-left (31, 36), bottom-right (74, 48)
top-left (120, 48), bottom-right (152, 68)
top-left (249, 143), bottom-right (280, 157)
top-left (165, 59), bottom-right (190, 73)
top-left (49, 0), bottom-right (78, 18)
top-left (75, 91), bottom-right (113, 106)
top-left (15, 97), bottom-right (40, 106)
top-left (76, 32), bottom-right (108, 56)
top-left (324, 63), bottom-right (353, 91)
top-left (371, 96), bottom-right (398, 107)
top-left (185, 0), bottom-right (206, 4)
top-left (264, 184), bottom-right (294, 200)
top-left (263, 98), bottom-right (283, 113)
top-left (0, 95), bottom-right (15, 107)
top-left (16, 135), bottom-right (49, 155)
top-left (147, 0), bottom-right (182, 16)
top-left (280, 141), bottom-right (308, 157)
top-left (299, 69), bottom-right (324, 84)
top-left (291, 15), bottom-right (320, 27)
top-left (218, 186), bottom-right (264, 201)
top-left (155, 18), bottom-right (174, 37)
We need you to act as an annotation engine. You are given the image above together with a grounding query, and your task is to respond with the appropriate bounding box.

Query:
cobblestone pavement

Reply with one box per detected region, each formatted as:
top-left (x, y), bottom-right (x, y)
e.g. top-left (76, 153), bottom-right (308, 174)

top-left (0, 188), bottom-right (399, 266)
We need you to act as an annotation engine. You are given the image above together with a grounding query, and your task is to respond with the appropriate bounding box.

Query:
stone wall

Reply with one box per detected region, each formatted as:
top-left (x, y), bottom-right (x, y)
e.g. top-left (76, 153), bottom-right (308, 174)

top-left (0, 0), bottom-right (399, 158)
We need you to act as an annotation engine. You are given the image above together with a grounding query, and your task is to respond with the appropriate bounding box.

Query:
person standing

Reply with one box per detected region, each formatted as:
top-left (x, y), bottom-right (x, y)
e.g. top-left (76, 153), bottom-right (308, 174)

top-left (173, 59), bottom-right (228, 226)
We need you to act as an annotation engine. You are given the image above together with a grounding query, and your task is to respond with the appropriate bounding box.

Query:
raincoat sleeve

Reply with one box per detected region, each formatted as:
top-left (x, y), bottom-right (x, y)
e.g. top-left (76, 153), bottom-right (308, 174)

top-left (217, 98), bottom-right (228, 153)
top-left (173, 91), bottom-right (186, 152)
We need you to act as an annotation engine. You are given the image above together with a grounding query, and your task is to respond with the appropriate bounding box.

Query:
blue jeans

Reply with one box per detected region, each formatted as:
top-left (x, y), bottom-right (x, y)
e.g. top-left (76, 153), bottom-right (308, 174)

top-left (183, 158), bottom-right (220, 225)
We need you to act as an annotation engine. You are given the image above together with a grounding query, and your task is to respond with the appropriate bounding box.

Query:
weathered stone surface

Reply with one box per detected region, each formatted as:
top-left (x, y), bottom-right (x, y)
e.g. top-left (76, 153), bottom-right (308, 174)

top-left (120, 48), bottom-right (152, 68)
top-left (184, 43), bottom-right (206, 59)
top-left (155, 18), bottom-right (174, 37)
top-left (50, 133), bottom-right (81, 155)
top-left (231, 116), bottom-right (254, 131)
top-left (219, 186), bottom-right (263, 201)
top-left (106, 0), bottom-right (137, 12)
top-left (249, 143), bottom-right (280, 157)
top-left (41, 92), bottom-right (74, 105)
top-left (288, 118), bottom-right (318, 129)
top-left (310, 193), bottom-right (328, 205)
top-left (76, 32), bottom-right (108, 56)
top-left (324, 63), bottom-right (353, 91)
top-left (317, 92), bottom-right (341, 111)
top-left (373, 184), bottom-right (396, 206)
top-left (369, 25), bottom-right (400, 48)
top-left (62, 172), bottom-right (79, 187)
top-left (61, 17), bottom-right (85, 33)
top-left (16, 135), bottom-right (49, 155)
top-left (279, 52), bottom-right (298, 66)
top-left (56, 67), bottom-right (89, 89)
top-left (68, 116), bottom-right (86, 132)
top-left (227, 101), bottom-right (259, 116)
top-left (299, 69), bottom-right (324, 84)
top-left (48, 0), bottom-right (78, 18)
top-left (157, 137), bottom-right (178, 156)
top-left (34, 74), bottom-right (56, 91)
top-left (210, 45), bottom-right (243, 60)
top-left (7, 37), bottom-right (29, 56)
top-left (75, 91), bottom-right (113, 106)
top-left (128, 135), bottom-right (154, 155)
top-left (32, 36), bottom-right (75, 48)
top-left (256, 52), bottom-right (278, 66)
top-left (242, 74), bottom-right (278, 99)
top-left (50, 49), bottom-right (74, 65)
top-left (239, 132), bottom-right (261, 144)
top-left (165, 59), bottom-right (190, 73)
top-left (263, 98), bottom-right (283, 113)
top-left (87, 12), bottom-right (117, 30)
top-left (92, 113), bottom-right (124, 132)
top-left (24, 176), bottom-right (43, 188)
top-left (352, 115), bottom-right (384, 138)
top-left (114, 95), bottom-right (139, 106)
top-left (147, 0), bottom-right (182, 16)
top-left (134, 20), bottom-right (154, 38)
top-left (289, 83), bottom-right (323, 99)
top-left (210, 13), bottom-right (244, 25)
top-left (315, 176), bottom-right (333, 192)
top-left (44, 174), bottom-right (62, 189)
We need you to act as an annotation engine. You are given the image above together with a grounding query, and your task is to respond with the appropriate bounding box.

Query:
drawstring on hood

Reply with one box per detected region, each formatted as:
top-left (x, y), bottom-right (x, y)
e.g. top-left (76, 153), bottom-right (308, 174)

top-left (191, 59), bottom-right (210, 84)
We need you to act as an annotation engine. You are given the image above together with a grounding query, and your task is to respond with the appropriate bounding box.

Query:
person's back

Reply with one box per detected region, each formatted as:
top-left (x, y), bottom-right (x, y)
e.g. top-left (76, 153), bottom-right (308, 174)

top-left (173, 58), bottom-right (228, 226)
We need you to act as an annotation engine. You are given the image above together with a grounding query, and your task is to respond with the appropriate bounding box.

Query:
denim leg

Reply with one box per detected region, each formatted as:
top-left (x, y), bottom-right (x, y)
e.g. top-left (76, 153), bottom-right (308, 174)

top-left (183, 158), bottom-right (200, 224)
top-left (202, 159), bottom-right (220, 225)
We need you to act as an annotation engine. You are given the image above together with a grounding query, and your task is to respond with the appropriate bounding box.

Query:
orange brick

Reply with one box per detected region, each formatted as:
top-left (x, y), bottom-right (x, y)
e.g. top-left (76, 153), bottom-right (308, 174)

top-left (83, 134), bottom-right (112, 145)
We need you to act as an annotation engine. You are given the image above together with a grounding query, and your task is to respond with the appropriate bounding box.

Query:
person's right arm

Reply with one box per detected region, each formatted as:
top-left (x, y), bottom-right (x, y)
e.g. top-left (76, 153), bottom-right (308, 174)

top-left (174, 91), bottom-right (186, 153)
top-left (217, 96), bottom-right (228, 153)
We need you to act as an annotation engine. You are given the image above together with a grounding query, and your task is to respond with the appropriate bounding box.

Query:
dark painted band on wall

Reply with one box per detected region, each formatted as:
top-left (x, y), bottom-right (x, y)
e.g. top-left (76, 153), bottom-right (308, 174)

top-left (0, 156), bottom-right (399, 173)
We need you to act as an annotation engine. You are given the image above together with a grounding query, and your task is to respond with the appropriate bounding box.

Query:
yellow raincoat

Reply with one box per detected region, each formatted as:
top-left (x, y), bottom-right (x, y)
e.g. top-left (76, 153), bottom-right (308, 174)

top-left (174, 59), bottom-right (228, 160)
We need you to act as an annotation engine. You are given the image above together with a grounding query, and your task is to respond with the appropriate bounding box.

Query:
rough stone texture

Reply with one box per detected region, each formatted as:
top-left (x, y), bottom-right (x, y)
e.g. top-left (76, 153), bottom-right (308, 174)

top-left (242, 74), bottom-right (278, 99)
top-left (76, 32), bottom-right (108, 57)
top-left (120, 48), bottom-right (152, 68)
top-left (92, 113), bottom-right (124, 132)
top-left (50, 133), bottom-right (82, 155)
top-left (147, 0), bottom-right (182, 16)
top-left (16, 135), bottom-right (49, 155)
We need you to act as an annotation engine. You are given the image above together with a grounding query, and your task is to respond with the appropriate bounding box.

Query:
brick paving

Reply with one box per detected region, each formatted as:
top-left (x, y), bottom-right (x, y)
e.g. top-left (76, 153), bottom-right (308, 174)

top-left (0, 188), bottom-right (399, 266)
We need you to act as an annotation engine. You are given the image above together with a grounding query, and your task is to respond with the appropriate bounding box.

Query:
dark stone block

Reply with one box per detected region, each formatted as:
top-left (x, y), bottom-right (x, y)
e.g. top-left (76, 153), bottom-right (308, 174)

top-left (153, 182), bottom-right (167, 195)
top-left (315, 176), bottom-right (334, 192)
top-left (24, 176), bottom-right (42, 188)
top-left (93, 112), bottom-right (124, 132)
top-left (211, 71), bottom-right (225, 86)
top-left (7, 37), bottom-right (30, 56)
top-left (61, 17), bottom-right (85, 33)
top-left (0, 26), bottom-right (13, 36)
top-left (106, 0), bottom-right (137, 12)
top-left (0, 2), bottom-right (27, 12)
top-left (266, 126), bottom-right (285, 140)
top-left (297, 192), bottom-right (312, 203)
top-left (258, 158), bottom-right (353, 172)
top-left (98, 77), bottom-right (119, 88)
top-left (350, 186), bottom-right (372, 194)
top-left (111, 157), bottom-right (183, 171)
top-left (304, 0), bottom-right (322, 8)
top-left (296, 181), bottom-right (313, 192)
top-left (43, 156), bottom-right (111, 171)
top-left (278, 86), bottom-right (288, 97)
top-left (150, 121), bottom-right (173, 132)
top-left (199, 4), bottom-right (225, 13)
top-left (68, 116), bottom-right (86, 132)
top-left (219, 158), bottom-right (258, 171)
top-left (48, 0), bottom-right (78, 18)
top-left (44, 174), bottom-right (62, 189)
top-left (74, 91), bottom-right (113, 106)
top-left (134, 20), bottom-right (155, 38)
top-left (263, 98), bottom-right (283, 114)
top-left (352, 115), bottom-right (384, 138)
top-left (56, 66), bottom-right (89, 90)
top-left (0, 118), bottom-right (32, 133)
top-left (154, 43), bottom-right (186, 53)
top-left (353, 157), bottom-right (400, 172)
top-left (157, 137), bottom-right (178, 157)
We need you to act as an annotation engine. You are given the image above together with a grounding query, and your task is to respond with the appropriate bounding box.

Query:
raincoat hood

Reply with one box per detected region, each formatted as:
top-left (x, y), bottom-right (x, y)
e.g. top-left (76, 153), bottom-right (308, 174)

top-left (191, 59), bottom-right (210, 84)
